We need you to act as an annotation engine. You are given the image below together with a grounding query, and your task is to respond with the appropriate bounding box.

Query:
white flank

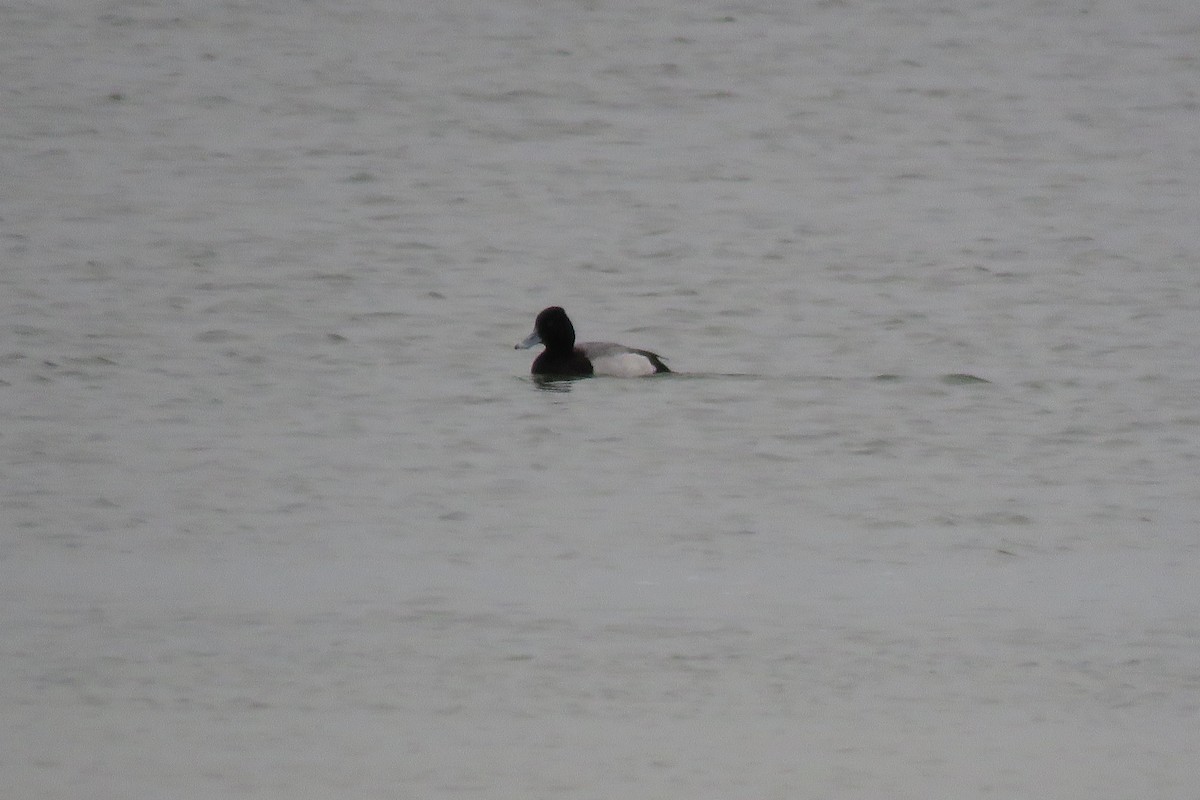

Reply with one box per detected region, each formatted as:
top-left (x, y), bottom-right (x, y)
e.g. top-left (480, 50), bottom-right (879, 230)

top-left (589, 351), bottom-right (658, 377)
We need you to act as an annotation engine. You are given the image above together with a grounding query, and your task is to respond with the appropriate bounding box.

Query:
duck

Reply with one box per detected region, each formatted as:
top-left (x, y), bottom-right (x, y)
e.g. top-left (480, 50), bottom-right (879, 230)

top-left (515, 306), bottom-right (671, 377)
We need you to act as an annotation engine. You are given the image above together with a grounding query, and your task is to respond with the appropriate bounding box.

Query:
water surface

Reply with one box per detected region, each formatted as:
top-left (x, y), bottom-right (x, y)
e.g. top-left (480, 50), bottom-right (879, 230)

top-left (3, 1), bottom-right (1199, 797)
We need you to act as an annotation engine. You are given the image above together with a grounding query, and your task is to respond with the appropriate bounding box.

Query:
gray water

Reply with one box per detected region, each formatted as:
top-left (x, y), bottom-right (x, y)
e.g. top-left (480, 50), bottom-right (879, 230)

top-left (3, 1), bottom-right (1199, 797)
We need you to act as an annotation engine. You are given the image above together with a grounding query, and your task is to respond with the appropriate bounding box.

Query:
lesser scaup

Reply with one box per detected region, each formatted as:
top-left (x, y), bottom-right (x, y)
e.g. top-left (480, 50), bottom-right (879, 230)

top-left (515, 306), bottom-right (671, 377)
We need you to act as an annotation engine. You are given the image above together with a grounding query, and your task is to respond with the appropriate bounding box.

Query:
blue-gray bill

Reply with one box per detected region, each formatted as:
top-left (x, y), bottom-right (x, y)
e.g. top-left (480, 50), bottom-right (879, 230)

top-left (515, 330), bottom-right (542, 350)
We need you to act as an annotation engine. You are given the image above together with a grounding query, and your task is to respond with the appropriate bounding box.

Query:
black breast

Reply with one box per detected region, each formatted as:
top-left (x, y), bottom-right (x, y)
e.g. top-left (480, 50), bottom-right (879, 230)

top-left (532, 348), bottom-right (594, 377)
